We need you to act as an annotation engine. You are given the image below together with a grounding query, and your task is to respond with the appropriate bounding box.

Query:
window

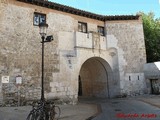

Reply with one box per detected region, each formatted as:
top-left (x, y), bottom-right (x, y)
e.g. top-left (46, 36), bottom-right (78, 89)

top-left (78, 22), bottom-right (87, 33)
top-left (97, 26), bottom-right (105, 36)
top-left (33, 12), bottom-right (46, 26)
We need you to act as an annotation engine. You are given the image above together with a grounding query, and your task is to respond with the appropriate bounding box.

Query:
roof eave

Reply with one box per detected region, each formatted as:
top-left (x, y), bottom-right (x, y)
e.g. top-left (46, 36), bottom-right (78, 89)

top-left (17, 0), bottom-right (140, 21)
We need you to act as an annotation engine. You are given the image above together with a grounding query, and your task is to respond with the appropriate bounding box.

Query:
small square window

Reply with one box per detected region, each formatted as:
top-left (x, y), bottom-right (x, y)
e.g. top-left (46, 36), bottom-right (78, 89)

top-left (97, 26), bottom-right (105, 36)
top-left (78, 22), bottom-right (87, 33)
top-left (33, 12), bottom-right (46, 26)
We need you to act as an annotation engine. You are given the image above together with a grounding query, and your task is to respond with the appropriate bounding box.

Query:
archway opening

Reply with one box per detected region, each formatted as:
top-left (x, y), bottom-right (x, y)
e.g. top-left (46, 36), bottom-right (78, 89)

top-left (79, 57), bottom-right (112, 98)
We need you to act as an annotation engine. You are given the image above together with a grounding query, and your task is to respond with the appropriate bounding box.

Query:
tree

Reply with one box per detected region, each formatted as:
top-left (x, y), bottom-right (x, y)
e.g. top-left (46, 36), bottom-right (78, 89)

top-left (140, 12), bottom-right (160, 62)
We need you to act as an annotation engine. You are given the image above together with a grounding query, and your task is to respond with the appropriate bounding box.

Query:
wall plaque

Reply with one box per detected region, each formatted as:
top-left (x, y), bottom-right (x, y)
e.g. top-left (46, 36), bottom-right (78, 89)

top-left (2, 76), bottom-right (9, 83)
top-left (16, 75), bottom-right (22, 84)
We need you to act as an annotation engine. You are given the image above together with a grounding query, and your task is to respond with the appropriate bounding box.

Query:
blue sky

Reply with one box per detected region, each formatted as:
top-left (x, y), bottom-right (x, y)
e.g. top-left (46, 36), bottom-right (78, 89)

top-left (49, 0), bottom-right (160, 19)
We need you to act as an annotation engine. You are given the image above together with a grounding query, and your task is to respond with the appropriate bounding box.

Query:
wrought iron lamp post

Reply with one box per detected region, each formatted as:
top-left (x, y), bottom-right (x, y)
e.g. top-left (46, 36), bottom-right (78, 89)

top-left (39, 23), bottom-right (54, 101)
top-left (39, 22), bottom-right (49, 101)
top-left (26, 23), bottom-right (60, 120)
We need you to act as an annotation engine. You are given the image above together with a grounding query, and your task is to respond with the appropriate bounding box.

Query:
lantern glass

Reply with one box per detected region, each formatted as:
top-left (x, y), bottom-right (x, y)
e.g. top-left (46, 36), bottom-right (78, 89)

top-left (39, 23), bottom-right (48, 37)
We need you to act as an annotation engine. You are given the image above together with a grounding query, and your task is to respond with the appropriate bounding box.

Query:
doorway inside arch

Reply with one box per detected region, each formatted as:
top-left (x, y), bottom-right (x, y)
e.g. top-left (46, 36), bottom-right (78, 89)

top-left (78, 57), bottom-right (112, 98)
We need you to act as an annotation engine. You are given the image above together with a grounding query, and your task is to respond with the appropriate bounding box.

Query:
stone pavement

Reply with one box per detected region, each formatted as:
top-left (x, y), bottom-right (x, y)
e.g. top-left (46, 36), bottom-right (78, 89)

top-left (137, 94), bottom-right (160, 108)
top-left (0, 95), bottom-right (160, 120)
top-left (97, 95), bottom-right (160, 120)
top-left (80, 95), bottom-right (160, 120)
top-left (93, 99), bottom-right (160, 120)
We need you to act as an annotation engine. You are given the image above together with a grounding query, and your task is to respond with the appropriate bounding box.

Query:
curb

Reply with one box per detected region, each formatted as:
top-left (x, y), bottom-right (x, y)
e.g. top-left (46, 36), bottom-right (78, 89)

top-left (138, 98), bottom-right (160, 108)
top-left (86, 104), bottom-right (102, 120)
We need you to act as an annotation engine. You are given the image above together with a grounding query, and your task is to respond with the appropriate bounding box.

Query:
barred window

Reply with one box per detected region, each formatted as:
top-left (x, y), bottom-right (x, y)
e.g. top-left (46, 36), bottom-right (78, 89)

top-left (78, 22), bottom-right (87, 33)
top-left (97, 26), bottom-right (105, 36)
top-left (33, 12), bottom-right (46, 26)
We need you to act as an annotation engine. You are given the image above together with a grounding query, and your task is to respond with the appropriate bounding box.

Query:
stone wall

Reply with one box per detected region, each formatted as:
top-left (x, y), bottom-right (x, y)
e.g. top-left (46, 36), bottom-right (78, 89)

top-left (0, 0), bottom-right (107, 105)
top-left (106, 20), bottom-right (147, 96)
top-left (0, 0), bottom-right (147, 106)
top-left (0, 0), bottom-right (69, 105)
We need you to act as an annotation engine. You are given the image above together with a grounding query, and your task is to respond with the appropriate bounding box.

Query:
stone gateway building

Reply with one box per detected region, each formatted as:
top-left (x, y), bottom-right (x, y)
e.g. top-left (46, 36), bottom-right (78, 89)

top-left (0, 0), bottom-right (147, 105)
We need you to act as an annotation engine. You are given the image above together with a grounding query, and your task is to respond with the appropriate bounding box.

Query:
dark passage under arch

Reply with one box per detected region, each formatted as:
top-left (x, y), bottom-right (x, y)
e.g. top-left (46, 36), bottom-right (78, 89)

top-left (78, 57), bottom-right (112, 98)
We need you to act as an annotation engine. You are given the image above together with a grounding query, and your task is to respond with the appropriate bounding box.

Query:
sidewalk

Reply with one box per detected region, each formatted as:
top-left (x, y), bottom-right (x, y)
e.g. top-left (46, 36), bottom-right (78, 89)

top-left (0, 103), bottom-right (98, 120)
top-left (137, 94), bottom-right (160, 108)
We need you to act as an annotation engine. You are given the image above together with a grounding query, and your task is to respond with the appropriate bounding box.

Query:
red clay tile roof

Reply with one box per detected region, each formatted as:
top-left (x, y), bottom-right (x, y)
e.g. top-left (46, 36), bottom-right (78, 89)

top-left (17, 0), bottom-right (140, 21)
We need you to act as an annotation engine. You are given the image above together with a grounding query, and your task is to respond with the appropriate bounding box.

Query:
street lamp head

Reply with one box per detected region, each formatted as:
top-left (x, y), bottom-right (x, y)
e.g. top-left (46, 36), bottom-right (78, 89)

top-left (39, 22), bottom-right (48, 37)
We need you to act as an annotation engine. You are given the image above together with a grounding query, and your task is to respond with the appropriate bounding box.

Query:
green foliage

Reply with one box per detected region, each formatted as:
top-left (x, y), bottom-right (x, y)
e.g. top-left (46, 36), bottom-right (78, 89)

top-left (139, 12), bottom-right (160, 62)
